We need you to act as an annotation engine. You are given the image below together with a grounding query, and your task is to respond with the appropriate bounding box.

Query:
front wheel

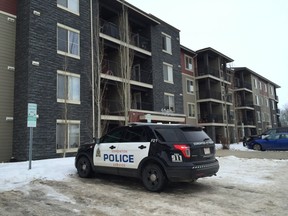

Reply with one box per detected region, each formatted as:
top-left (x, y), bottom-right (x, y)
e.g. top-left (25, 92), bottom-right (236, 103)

top-left (76, 156), bottom-right (93, 178)
top-left (141, 164), bottom-right (166, 192)
top-left (253, 143), bottom-right (262, 151)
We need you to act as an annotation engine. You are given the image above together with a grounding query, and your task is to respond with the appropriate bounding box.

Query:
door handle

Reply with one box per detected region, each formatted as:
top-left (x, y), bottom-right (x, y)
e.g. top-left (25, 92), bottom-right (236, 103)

top-left (109, 145), bottom-right (116, 149)
top-left (138, 145), bottom-right (146, 149)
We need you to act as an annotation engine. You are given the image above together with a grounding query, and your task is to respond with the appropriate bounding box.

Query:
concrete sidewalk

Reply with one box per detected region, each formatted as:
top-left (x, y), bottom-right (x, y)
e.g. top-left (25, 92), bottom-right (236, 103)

top-left (216, 149), bottom-right (288, 160)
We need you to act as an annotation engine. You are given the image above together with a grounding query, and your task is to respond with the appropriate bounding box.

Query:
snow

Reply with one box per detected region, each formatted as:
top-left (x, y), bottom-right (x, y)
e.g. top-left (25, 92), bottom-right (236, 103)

top-left (0, 144), bottom-right (287, 193)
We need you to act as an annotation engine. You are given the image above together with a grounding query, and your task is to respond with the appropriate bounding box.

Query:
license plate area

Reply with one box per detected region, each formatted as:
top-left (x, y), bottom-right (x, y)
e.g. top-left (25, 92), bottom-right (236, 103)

top-left (204, 147), bottom-right (210, 155)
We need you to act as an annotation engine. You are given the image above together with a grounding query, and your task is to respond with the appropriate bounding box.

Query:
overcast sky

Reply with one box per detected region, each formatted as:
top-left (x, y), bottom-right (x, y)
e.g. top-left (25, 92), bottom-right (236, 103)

top-left (126, 0), bottom-right (288, 109)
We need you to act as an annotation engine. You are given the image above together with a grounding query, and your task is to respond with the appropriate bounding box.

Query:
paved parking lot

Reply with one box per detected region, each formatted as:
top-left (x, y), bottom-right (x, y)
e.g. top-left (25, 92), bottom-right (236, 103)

top-left (216, 149), bottom-right (288, 159)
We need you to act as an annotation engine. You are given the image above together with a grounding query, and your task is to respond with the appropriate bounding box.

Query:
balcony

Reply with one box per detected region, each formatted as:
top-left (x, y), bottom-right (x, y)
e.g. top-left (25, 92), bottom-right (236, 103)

top-left (100, 19), bottom-right (151, 51)
top-left (198, 114), bottom-right (224, 124)
top-left (197, 91), bottom-right (222, 101)
top-left (131, 101), bottom-right (153, 111)
top-left (237, 119), bottom-right (255, 126)
top-left (198, 67), bottom-right (220, 78)
top-left (236, 101), bottom-right (254, 108)
top-left (102, 59), bottom-right (152, 85)
top-left (234, 81), bottom-right (252, 90)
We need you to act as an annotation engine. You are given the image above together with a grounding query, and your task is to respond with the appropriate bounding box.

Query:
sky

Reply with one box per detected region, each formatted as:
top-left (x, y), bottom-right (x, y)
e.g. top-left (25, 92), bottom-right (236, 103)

top-left (126, 0), bottom-right (288, 109)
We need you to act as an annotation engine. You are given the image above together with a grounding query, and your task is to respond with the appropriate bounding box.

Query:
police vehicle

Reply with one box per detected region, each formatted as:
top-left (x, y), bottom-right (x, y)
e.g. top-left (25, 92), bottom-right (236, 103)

top-left (75, 123), bottom-right (219, 192)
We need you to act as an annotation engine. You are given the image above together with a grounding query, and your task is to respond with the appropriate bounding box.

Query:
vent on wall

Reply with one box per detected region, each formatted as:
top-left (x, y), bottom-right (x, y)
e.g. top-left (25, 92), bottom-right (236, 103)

top-left (7, 66), bottom-right (15, 71)
top-left (7, 17), bottom-right (15, 22)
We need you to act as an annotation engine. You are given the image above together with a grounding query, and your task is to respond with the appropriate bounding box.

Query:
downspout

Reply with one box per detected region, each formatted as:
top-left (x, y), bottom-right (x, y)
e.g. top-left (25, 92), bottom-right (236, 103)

top-left (90, 0), bottom-right (95, 138)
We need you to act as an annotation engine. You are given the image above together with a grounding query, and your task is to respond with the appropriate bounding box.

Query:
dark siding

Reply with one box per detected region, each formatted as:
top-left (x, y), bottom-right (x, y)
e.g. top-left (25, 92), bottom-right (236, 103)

top-left (13, 0), bottom-right (93, 160)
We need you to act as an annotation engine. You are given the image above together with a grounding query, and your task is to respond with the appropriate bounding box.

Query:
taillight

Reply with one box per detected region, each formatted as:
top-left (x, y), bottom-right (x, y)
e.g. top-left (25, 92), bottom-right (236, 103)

top-left (173, 144), bottom-right (191, 158)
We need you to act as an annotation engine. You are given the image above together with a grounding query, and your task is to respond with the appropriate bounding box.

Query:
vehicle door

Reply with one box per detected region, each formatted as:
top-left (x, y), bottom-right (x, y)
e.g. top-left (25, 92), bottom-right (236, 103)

top-left (116, 126), bottom-right (150, 170)
top-left (277, 134), bottom-right (288, 150)
top-left (265, 134), bottom-right (280, 150)
top-left (93, 127), bottom-right (125, 170)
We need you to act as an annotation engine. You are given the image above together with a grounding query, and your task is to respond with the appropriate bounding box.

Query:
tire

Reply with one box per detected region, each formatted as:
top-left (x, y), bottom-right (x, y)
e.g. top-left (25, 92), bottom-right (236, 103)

top-left (253, 143), bottom-right (262, 151)
top-left (141, 164), bottom-right (166, 192)
top-left (76, 156), bottom-right (93, 178)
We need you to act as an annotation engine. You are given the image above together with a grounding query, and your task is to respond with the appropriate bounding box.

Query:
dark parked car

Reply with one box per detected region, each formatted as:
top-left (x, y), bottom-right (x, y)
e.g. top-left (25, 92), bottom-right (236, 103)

top-left (243, 127), bottom-right (288, 146)
top-left (246, 132), bottom-right (288, 151)
top-left (75, 123), bottom-right (219, 192)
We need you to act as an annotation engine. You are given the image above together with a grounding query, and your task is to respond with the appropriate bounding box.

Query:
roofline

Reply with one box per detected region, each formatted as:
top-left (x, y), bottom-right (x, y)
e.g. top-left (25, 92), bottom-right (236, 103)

top-left (233, 67), bottom-right (280, 88)
top-left (118, 0), bottom-right (160, 25)
top-left (196, 47), bottom-right (234, 62)
top-left (180, 45), bottom-right (197, 56)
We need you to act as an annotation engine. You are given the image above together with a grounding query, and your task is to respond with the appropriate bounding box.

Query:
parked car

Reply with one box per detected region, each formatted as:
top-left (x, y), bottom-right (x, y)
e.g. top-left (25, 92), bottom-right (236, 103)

top-left (246, 132), bottom-right (288, 151)
top-left (243, 127), bottom-right (288, 146)
top-left (75, 123), bottom-right (219, 192)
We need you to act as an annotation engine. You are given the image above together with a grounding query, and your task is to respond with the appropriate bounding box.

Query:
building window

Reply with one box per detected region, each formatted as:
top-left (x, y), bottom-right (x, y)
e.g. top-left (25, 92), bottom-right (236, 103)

top-left (253, 79), bottom-right (257, 89)
top-left (57, 70), bottom-right (80, 104)
top-left (266, 98), bottom-right (269, 107)
top-left (162, 33), bottom-right (172, 54)
top-left (185, 55), bottom-right (193, 71)
top-left (264, 84), bottom-right (267, 92)
top-left (187, 103), bottom-right (195, 118)
top-left (186, 79), bottom-right (194, 94)
top-left (257, 111), bottom-right (261, 122)
top-left (164, 93), bottom-right (175, 112)
top-left (272, 100), bottom-right (275, 110)
top-left (56, 120), bottom-right (80, 152)
top-left (57, 0), bottom-right (79, 14)
top-left (255, 95), bottom-right (259, 106)
top-left (57, 23), bottom-right (80, 58)
top-left (270, 86), bottom-right (274, 96)
top-left (163, 63), bottom-right (173, 83)
top-left (259, 81), bottom-right (262, 90)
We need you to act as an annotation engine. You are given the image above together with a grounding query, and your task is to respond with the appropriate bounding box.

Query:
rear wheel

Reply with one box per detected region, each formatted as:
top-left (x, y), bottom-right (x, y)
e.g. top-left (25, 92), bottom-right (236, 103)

top-left (142, 164), bottom-right (166, 192)
top-left (253, 143), bottom-right (262, 151)
top-left (76, 156), bottom-right (93, 178)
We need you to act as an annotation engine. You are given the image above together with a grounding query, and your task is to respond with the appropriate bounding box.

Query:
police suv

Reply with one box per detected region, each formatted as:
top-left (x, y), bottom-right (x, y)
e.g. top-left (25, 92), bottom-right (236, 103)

top-left (75, 123), bottom-right (219, 192)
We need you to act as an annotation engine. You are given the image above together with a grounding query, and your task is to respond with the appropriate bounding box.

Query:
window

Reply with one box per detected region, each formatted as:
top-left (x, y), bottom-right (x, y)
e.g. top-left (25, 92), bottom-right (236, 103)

top-left (101, 128), bottom-right (125, 143)
top-left (255, 95), bottom-right (259, 106)
top-left (270, 86), bottom-right (274, 95)
top-left (259, 81), bottom-right (262, 90)
top-left (57, 71), bottom-right (80, 104)
top-left (187, 103), bottom-right (195, 118)
top-left (56, 120), bottom-right (80, 151)
top-left (253, 79), bottom-right (257, 89)
top-left (272, 100), bottom-right (275, 110)
top-left (186, 79), bottom-right (194, 93)
top-left (257, 111), bottom-right (261, 122)
top-left (164, 93), bottom-right (175, 112)
top-left (185, 55), bottom-right (193, 70)
top-left (163, 63), bottom-right (173, 83)
top-left (57, 0), bottom-right (79, 14)
top-left (124, 127), bottom-right (148, 142)
top-left (162, 33), bottom-right (172, 54)
top-left (57, 23), bottom-right (80, 58)
top-left (264, 84), bottom-right (267, 92)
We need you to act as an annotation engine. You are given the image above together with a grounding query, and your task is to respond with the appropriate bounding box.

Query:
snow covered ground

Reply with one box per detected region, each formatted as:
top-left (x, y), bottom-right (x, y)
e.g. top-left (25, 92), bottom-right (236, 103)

top-left (0, 144), bottom-right (287, 215)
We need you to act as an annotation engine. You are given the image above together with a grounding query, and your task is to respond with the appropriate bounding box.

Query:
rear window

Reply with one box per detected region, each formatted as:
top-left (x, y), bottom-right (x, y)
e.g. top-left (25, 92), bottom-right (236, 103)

top-left (155, 127), bottom-right (211, 142)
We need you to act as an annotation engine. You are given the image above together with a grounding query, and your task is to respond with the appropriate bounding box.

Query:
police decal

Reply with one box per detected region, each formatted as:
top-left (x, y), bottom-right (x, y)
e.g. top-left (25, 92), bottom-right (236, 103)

top-left (171, 153), bottom-right (182, 162)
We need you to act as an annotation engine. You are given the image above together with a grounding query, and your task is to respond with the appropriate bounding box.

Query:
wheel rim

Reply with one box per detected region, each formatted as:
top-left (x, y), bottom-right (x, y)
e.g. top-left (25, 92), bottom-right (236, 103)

top-left (78, 157), bottom-right (90, 176)
top-left (253, 144), bottom-right (261, 151)
top-left (142, 164), bottom-right (165, 191)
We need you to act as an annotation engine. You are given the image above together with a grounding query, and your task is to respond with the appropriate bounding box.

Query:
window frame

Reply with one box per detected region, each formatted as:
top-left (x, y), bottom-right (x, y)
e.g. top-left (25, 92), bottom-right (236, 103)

top-left (57, 0), bottom-right (79, 15)
top-left (163, 62), bottom-right (174, 84)
top-left (186, 79), bottom-right (194, 94)
top-left (57, 70), bottom-right (81, 104)
top-left (184, 55), bottom-right (193, 71)
top-left (56, 119), bottom-right (80, 153)
top-left (57, 23), bottom-right (80, 59)
top-left (187, 103), bottom-right (196, 118)
top-left (161, 32), bottom-right (172, 54)
top-left (164, 93), bottom-right (175, 112)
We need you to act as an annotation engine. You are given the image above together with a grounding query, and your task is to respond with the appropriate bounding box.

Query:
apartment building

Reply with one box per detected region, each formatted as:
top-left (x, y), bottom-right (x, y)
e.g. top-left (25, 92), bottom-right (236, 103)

top-left (0, 0), bottom-right (17, 162)
top-left (196, 47), bottom-right (235, 143)
top-left (234, 67), bottom-right (280, 139)
top-left (0, 0), bottom-right (185, 162)
top-left (180, 45), bottom-right (198, 125)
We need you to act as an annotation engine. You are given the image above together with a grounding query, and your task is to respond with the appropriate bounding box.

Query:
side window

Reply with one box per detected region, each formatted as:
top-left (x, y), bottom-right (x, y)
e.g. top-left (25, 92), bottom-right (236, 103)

top-left (124, 127), bottom-right (148, 142)
top-left (101, 128), bottom-right (125, 143)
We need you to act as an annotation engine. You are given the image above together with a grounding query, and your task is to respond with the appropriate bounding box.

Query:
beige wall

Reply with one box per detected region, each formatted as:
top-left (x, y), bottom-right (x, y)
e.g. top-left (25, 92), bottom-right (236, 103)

top-left (0, 12), bottom-right (16, 162)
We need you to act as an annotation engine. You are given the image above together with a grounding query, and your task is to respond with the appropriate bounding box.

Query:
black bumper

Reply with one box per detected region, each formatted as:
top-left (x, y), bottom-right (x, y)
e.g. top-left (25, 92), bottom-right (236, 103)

top-left (165, 160), bottom-right (219, 182)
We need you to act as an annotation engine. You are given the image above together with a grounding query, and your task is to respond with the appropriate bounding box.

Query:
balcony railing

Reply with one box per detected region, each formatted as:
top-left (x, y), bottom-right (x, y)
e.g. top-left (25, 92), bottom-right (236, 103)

top-left (197, 91), bottom-right (222, 101)
top-left (198, 67), bottom-right (220, 78)
top-left (237, 119), bottom-right (255, 126)
top-left (102, 59), bottom-right (152, 85)
top-left (198, 114), bottom-right (224, 123)
top-left (131, 101), bottom-right (153, 111)
top-left (234, 81), bottom-right (252, 90)
top-left (100, 19), bottom-right (151, 51)
top-left (236, 101), bottom-right (254, 108)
